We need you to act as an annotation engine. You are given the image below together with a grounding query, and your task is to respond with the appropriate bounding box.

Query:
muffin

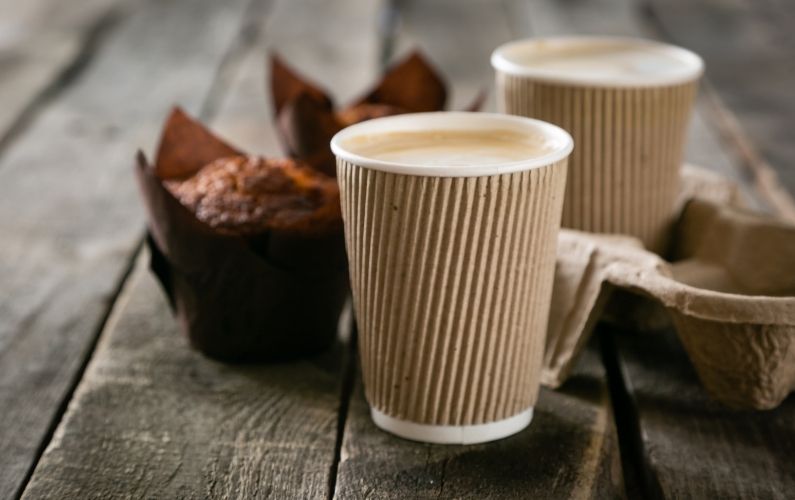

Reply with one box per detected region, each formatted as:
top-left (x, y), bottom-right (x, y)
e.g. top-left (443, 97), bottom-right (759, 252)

top-left (136, 107), bottom-right (348, 362)
top-left (269, 50), bottom-right (452, 176)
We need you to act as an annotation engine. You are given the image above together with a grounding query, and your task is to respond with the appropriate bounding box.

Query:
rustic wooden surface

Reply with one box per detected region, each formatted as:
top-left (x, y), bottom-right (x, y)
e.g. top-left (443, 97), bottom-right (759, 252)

top-left (0, 0), bottom-right (255, 497)
top-left (1, 0), bottom-right (793, 498)
top-left (21, 253), bottom-right (347, 499)
top-left (336, 341), bottom-right (622, 499)
top-left (0, 0), bottom-right (123, 145)
top-left (19, 0), bottom-right (381, 498)
top-left (608, 329), bottom-right (795, 499)
top-left (616, 0), bottom-right (794, 497)
top-left (389, 0), bottom-right (511, 111)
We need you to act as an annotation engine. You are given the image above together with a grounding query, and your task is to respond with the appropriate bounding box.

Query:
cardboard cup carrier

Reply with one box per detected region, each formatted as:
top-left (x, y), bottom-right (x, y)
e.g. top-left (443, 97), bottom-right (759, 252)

top-left (544, 165), bottom-right (795, 410)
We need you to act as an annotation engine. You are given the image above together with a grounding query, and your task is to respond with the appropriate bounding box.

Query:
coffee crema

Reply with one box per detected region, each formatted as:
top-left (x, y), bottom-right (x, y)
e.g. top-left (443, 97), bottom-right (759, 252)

top-left (492, 38), bottom-right (703, 86)
top-left (517, 44), bottom-right (688, 79)
top-left (339, 129), bottom-right (555, 167)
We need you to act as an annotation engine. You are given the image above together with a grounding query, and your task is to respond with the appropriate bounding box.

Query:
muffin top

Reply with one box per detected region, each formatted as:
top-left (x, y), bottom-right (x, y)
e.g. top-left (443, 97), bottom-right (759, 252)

top-left (166, 155), bottom-right (341, 236)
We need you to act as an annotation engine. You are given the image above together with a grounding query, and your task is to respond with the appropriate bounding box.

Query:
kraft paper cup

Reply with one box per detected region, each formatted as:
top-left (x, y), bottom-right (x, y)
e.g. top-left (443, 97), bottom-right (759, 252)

top-left (331, 112), bottom-right (572, 444)
top-left (492, 36), bottom-right (703, 252)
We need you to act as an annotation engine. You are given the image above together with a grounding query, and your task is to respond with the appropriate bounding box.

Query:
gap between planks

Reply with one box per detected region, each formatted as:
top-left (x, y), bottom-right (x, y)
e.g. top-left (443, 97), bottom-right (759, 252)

top-left (327, 328), bottom-right (358, 500)
top-left (0, 6), bottom-right (123, 164)
top-left (326, 9), bottom-right (397, 493)
top-left (10, 238), bottom-right (143, 500)
top-left (0, 0), bottom-right (125, 154)
top-left (599, 327), bottom-right (661, 499)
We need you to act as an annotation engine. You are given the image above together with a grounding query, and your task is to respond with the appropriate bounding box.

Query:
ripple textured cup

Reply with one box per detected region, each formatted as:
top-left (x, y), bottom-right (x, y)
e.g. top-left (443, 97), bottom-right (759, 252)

top-left (331, 112), bottom-right (572, 444)
top-left (492, 36), bottom-right (703, 252)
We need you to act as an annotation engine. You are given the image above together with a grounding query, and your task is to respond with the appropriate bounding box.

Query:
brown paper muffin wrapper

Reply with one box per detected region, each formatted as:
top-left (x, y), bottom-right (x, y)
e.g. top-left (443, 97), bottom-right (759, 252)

top-left (271, 50), bottom-right (483, 176)
top-left (134, 110), bottom-right (349, 362)
top-left (545, 165), bottom-right (795, 410)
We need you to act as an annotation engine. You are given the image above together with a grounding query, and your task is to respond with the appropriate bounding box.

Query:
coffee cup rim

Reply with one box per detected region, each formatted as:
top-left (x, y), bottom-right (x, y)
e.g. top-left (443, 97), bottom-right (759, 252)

top-left (330, 112), bottom-right (573, 177)
top-left (491, 35), bottom-right (704, 87)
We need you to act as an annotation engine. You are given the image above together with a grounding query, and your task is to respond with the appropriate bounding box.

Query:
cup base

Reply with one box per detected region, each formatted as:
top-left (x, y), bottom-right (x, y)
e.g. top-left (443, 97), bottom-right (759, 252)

top-left (370, 407), bottom-right (534, 445)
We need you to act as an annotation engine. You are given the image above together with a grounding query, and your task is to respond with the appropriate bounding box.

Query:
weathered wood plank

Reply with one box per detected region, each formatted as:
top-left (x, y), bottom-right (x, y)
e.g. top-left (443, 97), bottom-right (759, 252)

top-left (645, 0), bottom-right (795, 218)
top-left (21, 253), bottom-right (346, 499)
top-left (336, 341), bottom-right (622, 499)
top-left (334, 2), bottom-right (623, 497)
top-left (19, 0), bottom-right (382, 497)
top-left (609, 329), bottom-right (795, 499)
top-left (388, 0), bottom-right (513, 111)
top-left (0, 0), bottom-right (125, 145)
top-left (0, 0), bottom-right (253, 497)
top-left (210, 0), bottom-right (382, 155)
top-left (506, 1), bottom-right (795, 498)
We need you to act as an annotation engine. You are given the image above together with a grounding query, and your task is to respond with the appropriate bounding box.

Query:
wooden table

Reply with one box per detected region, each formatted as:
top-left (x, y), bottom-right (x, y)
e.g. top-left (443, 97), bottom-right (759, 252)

top-left (2, 0), bottom-right (793, 498)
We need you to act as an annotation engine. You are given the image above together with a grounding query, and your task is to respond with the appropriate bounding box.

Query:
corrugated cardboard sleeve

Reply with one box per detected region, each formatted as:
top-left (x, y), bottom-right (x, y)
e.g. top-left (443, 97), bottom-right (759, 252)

top-left (497, 73), bottom-right (698, 252)
top-left (338, 159), bottom-right (568, 426)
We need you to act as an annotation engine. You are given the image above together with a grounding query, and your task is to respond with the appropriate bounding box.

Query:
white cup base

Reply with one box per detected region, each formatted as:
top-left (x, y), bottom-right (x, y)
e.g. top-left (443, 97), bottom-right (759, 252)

top-left (369, 407), bottom-right (534, 445)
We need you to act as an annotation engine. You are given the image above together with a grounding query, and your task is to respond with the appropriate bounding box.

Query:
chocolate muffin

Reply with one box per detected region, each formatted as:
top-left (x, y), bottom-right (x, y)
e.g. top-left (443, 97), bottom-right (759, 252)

top-left (136, 107), bottom-right (349, 363)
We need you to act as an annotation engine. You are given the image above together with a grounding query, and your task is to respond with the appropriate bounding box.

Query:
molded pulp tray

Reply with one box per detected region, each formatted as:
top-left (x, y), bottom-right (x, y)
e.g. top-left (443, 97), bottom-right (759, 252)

top-left (544, 165), bottom-right (795, 410)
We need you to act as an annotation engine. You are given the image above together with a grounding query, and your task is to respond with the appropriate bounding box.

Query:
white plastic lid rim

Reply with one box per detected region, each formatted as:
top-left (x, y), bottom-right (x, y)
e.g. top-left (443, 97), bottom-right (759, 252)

top-left (490, 35), bottom-right (705, 87)
top-left (330, 111), bottom-right (573, 178)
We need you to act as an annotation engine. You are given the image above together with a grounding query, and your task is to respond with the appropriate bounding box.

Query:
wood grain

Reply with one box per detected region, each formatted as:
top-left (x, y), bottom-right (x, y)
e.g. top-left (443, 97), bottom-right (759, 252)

top-left (335, 341), bottom-right (622, 499)
top-left (609, 329), bottom-right (795, 499)
top-left (209, 0), bottom-right (382, 156)
top-left (21, 253), bottom-right (345, 499)
top-left (0, 0), bottom-right (125, 145)
top-left (18, 0), bottom-right (382, 497)
top-left (389, 0), bottom-right (513, 111)
top-left (0, 0), bottom-right (252, 497)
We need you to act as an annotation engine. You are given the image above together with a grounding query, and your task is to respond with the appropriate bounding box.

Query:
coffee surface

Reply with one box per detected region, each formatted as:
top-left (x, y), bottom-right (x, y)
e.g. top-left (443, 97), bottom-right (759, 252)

top-left (508, 42), bottom-right (693, 81)
top-left (340, 129), bottom-right (554, 167)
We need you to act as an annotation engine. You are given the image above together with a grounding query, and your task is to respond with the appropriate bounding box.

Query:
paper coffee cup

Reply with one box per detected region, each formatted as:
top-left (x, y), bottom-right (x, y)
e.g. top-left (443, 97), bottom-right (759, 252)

top-left (492, 36), bottom-right (703, 252)
top-left (331, 112), bottom-right (572, 444)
